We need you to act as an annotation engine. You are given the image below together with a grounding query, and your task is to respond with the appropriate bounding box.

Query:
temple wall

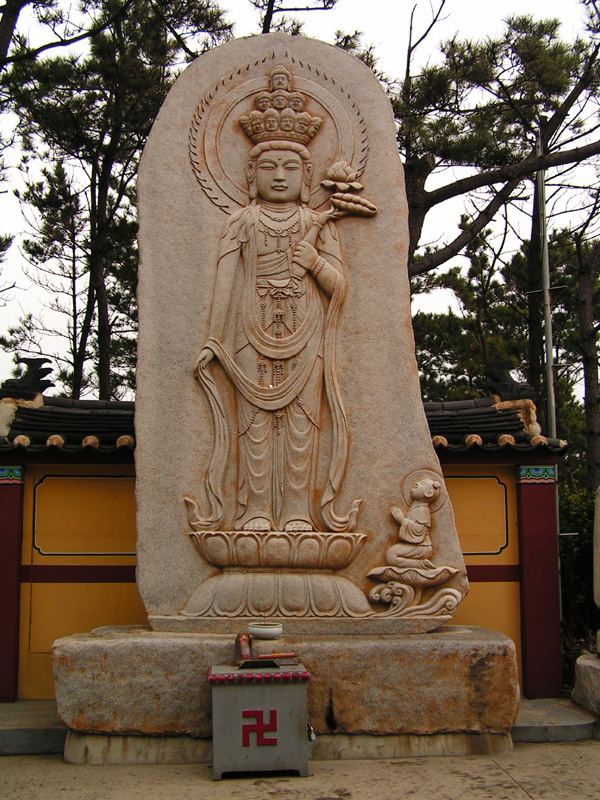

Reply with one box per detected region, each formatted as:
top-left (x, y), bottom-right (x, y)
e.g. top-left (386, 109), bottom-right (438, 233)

top-left (8, 460), bottom-right (527, 698)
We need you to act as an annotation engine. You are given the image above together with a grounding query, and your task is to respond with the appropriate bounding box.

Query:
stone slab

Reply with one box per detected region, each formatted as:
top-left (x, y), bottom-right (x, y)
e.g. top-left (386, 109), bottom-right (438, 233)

top-left (0, 700), bottom-right (67, 756)
top-left (53, 624), bottom-right (519, 738)
top-left (149, 614), bottom-right (454, 634)
top-left (9, 698), bottom-right (595, 760)
top-left (572, 652), bottom-right (600, 717)
top-left (64, 731), bottom-right (213, 766)
top-left (512, 698), bottom-right (597, 743)
top-left (63, 730), bottom-right (512, 766)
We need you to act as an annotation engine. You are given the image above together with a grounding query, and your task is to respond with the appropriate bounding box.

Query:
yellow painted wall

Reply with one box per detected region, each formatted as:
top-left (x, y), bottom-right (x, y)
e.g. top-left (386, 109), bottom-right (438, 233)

top-left (18, 582), bottom-right (146, 699)
top-left (18, 462), bottom-right (522, 698)
top-left (18, 464), bottom-right (147, 699)
top-left (445, 464), bottom-right (522, 678)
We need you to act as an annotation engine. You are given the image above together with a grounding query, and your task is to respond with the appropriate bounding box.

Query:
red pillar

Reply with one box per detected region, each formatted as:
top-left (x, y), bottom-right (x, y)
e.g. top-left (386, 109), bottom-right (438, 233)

top-left (517, 464), bottom-right (562, 698)
top-left (0, 465), bottom-right (24, 702)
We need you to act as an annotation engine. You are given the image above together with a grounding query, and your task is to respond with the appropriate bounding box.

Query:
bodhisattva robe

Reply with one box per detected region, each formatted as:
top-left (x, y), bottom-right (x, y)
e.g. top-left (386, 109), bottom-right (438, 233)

top-left (197, 202), bottom-right (358, 533)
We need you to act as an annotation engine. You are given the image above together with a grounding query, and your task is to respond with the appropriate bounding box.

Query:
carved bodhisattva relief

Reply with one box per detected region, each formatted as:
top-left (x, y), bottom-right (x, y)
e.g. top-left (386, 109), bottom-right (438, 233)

top-left (154, 47), bottom-right (468, 626)
top-left (182, 61), bottom-right (380, 618)
top-left (187, 64), bottom-right (375, 536)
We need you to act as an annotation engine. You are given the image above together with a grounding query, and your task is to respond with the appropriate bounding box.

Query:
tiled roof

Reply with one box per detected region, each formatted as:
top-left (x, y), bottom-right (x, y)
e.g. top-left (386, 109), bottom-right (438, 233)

top-left (1, 396), bottom-right (135, 454)
top-left (0, 395), bottom-right (567, 456)
top-left (423, 398), bottom-right (563, 451)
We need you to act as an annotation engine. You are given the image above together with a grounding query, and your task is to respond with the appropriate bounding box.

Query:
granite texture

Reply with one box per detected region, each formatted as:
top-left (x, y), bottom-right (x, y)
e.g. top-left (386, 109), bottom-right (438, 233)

top-left (572, 653), bottom-right (600, 716)
top-left (53, 625), bottom-right (519, 738)
top-left (135, 32), bottom-right (467, 630)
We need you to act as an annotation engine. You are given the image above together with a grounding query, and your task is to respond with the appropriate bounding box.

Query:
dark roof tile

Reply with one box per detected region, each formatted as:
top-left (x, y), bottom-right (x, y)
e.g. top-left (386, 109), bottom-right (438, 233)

top-left (0, 396), bottom-right (567, 455)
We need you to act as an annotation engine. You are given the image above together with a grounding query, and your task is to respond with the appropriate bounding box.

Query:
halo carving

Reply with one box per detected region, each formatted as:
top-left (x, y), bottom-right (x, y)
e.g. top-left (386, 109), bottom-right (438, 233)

top-left (401, 469), bottom-right (448, 513)
top-left (189, 50), bottom-right (369, 214)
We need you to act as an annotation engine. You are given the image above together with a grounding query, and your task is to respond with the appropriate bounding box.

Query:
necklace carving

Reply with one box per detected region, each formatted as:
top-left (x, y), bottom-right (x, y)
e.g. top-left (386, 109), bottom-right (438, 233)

top-left (258, 203), bottom-right (301, 251)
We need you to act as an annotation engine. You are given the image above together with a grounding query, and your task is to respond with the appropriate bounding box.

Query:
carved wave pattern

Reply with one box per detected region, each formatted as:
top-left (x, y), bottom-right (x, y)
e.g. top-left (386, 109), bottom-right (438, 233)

top-left (368, 582), bottom-right (462, 619)
top-left (189, 530), bottom-right (366, 570)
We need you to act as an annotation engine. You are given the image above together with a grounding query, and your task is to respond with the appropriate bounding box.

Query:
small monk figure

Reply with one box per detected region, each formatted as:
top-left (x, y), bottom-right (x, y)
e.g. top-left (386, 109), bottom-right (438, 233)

top-left (387, 478), bottom-right (441, 568)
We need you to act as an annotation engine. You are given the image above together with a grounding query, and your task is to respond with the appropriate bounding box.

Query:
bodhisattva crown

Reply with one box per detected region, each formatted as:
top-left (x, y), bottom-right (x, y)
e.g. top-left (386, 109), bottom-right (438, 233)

top-left (239, 65), bottom-right (323, 146)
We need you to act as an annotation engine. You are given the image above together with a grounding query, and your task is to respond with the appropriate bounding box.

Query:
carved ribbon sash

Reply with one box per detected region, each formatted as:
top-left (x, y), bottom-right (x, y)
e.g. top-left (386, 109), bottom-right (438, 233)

top-left (195, 206), bottom-right (359, 532)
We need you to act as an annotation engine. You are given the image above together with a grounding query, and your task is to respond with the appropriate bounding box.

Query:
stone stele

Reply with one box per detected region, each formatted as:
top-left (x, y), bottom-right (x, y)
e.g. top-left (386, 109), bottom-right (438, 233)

top-left (136, 32), bottom-right (468, 632)
top-left (572, 485), bottom-right (600, 714)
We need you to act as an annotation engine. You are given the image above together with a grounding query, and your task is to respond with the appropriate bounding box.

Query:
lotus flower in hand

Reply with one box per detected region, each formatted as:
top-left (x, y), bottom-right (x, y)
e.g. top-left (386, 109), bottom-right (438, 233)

top-left (320, 160), bottom-right (364, 193)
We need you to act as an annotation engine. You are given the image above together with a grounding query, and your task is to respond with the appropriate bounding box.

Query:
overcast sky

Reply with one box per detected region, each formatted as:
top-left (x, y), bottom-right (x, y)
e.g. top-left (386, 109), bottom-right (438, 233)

top-left (221, 0), bottom-right (585, 79)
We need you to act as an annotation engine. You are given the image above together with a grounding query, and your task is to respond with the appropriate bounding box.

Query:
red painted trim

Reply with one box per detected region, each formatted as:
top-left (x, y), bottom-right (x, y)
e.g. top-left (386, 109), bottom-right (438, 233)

top-left (517, 479), bottom-right (562, 698)
top-left (466, 565), bottom-right (520, 582)
top-left (0, 479), bottom-right (24, 702)
top-left (19, 565), bottom-right (136, 583)
top-left (20, 564), bottom-right (521, 584)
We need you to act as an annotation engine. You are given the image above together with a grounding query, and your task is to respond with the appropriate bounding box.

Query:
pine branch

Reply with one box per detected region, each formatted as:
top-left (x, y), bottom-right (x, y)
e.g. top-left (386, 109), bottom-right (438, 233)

top-left (424, 139), bottom-right (600, 210)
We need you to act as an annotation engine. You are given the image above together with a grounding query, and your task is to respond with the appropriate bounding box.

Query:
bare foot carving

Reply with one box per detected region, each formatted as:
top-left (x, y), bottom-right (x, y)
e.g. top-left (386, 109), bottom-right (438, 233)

top-left (243, 517), bottom-right (271, 532)
top-left (284, 519), bottom-right (313, 532)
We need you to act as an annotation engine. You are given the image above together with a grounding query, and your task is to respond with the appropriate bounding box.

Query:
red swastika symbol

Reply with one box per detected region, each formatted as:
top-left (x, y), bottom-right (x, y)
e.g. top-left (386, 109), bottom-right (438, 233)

top-left (242, 709), bottom-right (278, 746)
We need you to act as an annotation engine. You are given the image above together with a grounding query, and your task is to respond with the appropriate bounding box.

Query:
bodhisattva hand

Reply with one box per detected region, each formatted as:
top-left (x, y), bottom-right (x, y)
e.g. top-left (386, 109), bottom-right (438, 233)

top-left (291, 240), bottom-right (319, 277)
top-left (194, 347), bottom-right (214, 377)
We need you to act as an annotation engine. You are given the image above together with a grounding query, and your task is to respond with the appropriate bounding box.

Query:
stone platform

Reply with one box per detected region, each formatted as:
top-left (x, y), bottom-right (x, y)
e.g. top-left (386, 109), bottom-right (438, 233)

top-left (572, 652), bottom-right (600, 716)
top-left (53, 624), bottom-right (519, 763)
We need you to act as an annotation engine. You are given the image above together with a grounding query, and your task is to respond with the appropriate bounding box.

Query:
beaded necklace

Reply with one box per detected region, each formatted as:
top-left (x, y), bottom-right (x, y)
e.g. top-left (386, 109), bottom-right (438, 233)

top-left (258, 202), bottom-right (301, 252)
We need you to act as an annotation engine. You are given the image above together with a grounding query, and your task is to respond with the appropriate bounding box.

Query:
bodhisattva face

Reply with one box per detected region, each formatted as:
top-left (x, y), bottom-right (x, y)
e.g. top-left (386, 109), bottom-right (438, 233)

top-left (256, 150), bottom-right (304, 203)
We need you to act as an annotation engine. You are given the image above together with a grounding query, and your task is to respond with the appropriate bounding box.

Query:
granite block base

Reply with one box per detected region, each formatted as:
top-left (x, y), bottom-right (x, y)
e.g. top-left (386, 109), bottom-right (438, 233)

top-left (572, 652), bottom-right (600, 717)
top-left (53, 624), bottom-right (519, 753)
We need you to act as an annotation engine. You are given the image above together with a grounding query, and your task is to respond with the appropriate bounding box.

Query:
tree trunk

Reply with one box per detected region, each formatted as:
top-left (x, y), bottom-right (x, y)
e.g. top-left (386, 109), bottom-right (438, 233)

top-left (261, 0), bottom-right (277, 33)
top-left (88, 158), bottom-right (111, 400)
top-left (526, 178), bottom-right (545, 422)
top-left (88, 161), bottom-right (113, 400)
top-left (71, 285), bottom-right (96, 399)
top-left (0, 0), bottom-right (29, 67)
top-left (89, 27), bottom-right (125, 400)
top-left (404, 154), bottom-right (435, 265)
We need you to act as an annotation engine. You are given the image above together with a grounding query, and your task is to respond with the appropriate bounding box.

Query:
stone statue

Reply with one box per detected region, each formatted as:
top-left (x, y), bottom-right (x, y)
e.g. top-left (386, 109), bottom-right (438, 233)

top-left (135, 36), bottom-right (468, 630)
top-left (187, 67), bottom-right (375, 536)
top-left (388, 477), bottom-right (441, 567)
top-left (368, 471), bottom-right (461, 618)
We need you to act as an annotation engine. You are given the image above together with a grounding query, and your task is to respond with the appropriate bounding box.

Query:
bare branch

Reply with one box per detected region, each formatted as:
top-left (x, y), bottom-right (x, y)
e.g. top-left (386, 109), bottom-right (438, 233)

top-left (424, 139), bottom-right (600, 210)
top-left (2, 0), bottom-right (134, 68)
top-left (410, 176), bottom-right (522, 276)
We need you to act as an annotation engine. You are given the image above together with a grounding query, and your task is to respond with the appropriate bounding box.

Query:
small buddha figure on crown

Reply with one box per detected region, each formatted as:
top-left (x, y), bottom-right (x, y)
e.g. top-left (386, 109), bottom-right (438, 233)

top-left (269, 64), bottom-right (291, 91)
top-left (289, 92), bottom-right (305, 112)
top-left (280, 107), bottom-right (295, 133)
top-left (255, 91), bottom-right (271, 111)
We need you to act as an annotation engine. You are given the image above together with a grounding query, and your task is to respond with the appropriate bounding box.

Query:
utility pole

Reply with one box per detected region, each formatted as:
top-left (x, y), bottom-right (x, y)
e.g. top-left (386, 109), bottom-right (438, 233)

top-left (536, 128), bottom-right (557, 439)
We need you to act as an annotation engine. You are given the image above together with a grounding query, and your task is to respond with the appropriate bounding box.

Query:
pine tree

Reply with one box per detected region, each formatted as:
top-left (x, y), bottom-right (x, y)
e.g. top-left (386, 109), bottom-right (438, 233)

top-left (2, 0), bottom-right (231, 397)
top-left (395, 10), bottom-right (600, 277)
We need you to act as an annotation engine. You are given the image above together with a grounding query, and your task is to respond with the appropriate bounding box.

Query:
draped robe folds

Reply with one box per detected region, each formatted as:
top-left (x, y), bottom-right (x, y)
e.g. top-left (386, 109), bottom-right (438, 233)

top-left (193, 203), bottom-right (360, 533)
